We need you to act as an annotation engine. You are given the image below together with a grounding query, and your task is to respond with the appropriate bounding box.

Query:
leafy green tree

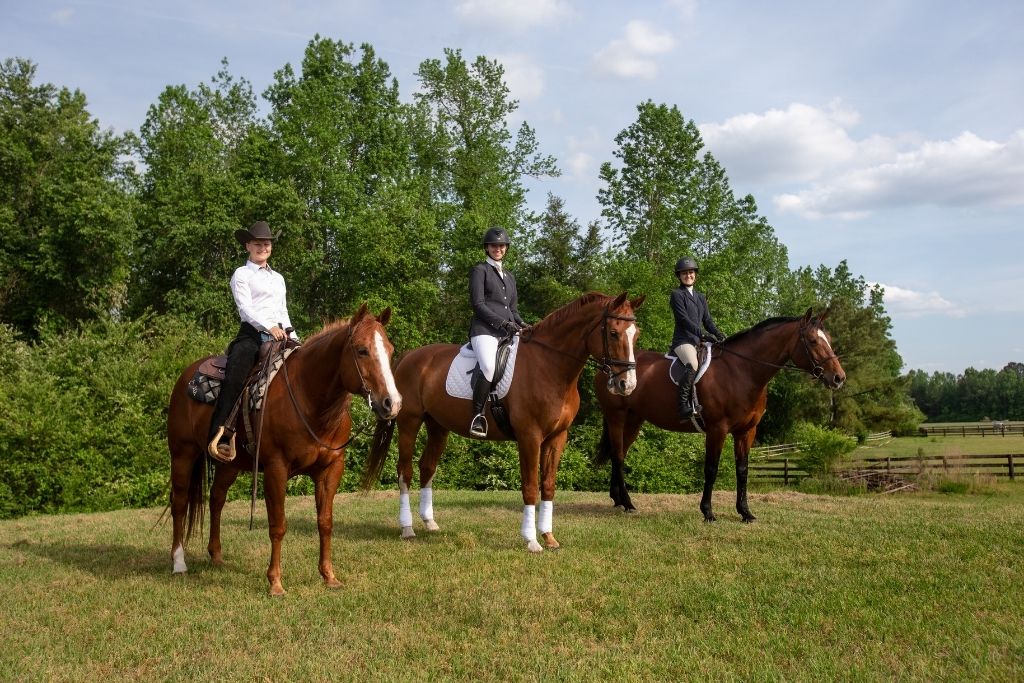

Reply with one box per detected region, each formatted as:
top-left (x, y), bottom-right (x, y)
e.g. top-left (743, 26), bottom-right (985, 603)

top-left (263, 37), bottom-right (440, 346)
top-left (597, 100), bottom-right (788, 350)
top-left (0, 58), bottom-right (137, 336)
top-left (129, 59), bottom-right (268, 328)
top-left (414, 48), bottom-right (559, 340)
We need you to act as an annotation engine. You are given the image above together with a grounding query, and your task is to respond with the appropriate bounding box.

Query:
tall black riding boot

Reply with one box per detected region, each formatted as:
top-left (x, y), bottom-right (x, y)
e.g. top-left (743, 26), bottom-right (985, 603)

top-left (469, 367), bottom-right (492, 438)
top-left (677, 365), bottom-right (697, 419)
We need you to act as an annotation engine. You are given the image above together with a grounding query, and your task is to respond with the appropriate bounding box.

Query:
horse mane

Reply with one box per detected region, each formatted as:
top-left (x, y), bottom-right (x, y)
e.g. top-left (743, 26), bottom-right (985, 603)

top-left (532, 292), bottom-right (611, 332)
top-left (724, 315), bottom-right (801, 345)
top-left (293, 317), bottom-right (358, 430)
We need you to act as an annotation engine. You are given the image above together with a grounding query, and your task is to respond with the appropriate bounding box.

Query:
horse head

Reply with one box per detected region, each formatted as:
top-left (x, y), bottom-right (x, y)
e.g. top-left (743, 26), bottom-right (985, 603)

top-left (795, 308), bottom-right (846, 390)
top-left (347, 303), bottom-right (402, 420)
top-left (589, 292), bottom-right (644, 396)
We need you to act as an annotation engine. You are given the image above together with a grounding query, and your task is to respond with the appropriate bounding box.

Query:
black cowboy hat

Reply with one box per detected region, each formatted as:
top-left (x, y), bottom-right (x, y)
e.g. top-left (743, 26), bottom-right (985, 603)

top-left (234, 220), bottom-right (278, 245)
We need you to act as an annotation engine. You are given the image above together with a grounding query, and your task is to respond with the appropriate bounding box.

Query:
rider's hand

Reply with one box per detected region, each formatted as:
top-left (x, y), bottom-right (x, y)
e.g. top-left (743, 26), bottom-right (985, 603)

top-left (269, 325), bottom-right (287, 341)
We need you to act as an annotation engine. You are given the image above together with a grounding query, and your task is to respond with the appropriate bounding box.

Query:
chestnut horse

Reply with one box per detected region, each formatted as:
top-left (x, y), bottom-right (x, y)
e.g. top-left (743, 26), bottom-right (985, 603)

top-left (167, 304), bottom-right (401, 595)
top-left (362, 292), bottom-right (644, 552)
top-left (595, 309), bottom-right (846, 521)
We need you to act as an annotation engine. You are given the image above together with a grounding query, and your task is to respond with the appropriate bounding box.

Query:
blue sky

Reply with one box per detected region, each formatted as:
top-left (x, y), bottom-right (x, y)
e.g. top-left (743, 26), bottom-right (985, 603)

top-left (4, 0), bottom-right (1022, 374)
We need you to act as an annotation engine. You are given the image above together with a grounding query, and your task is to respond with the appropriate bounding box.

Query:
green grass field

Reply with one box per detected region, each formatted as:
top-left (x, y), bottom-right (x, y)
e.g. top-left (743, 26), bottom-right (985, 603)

top-left (2, 485), bottom-right (1022, 681)
top-left (860, 434), bottom-right (1024, 458)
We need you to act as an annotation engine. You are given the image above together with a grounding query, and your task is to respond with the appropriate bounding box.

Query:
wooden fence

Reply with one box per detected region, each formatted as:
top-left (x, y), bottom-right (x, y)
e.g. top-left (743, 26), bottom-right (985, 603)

top-left (751, 450), bottom-right (1018, 486)
top-left (918, 423), bottom-right (1024, 437)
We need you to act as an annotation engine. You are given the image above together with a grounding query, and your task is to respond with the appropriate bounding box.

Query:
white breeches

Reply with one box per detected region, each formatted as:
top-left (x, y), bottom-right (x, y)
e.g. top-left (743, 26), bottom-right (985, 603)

top-left (471, 334), bottom-right (500, 381)
top-left (673, 343), bottom-right (698, 371)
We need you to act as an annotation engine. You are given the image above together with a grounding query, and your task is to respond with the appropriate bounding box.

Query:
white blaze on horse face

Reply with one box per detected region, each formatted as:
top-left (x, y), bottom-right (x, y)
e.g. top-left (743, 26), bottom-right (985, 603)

top-left (373, 330), bottom-right (401, 410)
top-left (622, 323), bottom-right (638, 393)
top-left (816, 329), bottom-right (836, 358)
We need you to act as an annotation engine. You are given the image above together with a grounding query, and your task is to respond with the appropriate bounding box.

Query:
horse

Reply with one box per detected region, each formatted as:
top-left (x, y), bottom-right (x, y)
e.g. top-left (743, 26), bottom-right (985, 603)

top-left (361, 292), bottom-right (645, 552)
top-left (166, 304), bottom-right (402, 595)
top-left (594, 308), bottom-right (846, 522)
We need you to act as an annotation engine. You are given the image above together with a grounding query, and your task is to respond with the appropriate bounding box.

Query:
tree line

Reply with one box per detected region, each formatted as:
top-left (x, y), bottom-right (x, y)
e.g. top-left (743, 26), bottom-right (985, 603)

top-left (0, 38), bottom-right (923, 516)
top-left (907, 363), bottom-right (1024, 422)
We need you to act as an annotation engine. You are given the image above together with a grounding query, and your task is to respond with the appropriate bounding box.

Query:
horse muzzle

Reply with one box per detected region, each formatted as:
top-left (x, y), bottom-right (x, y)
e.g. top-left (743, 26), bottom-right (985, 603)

top-left (371, 393), bottom-right (402, 420)
top-left (606, 369), bottom-right (637, 396)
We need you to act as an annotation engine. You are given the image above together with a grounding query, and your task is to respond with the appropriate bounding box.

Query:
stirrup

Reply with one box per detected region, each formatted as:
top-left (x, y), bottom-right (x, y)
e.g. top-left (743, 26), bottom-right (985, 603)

top-left (469, 413), bottom-right (489, 438)
top-left (207, 426), bottom-right (236, 463)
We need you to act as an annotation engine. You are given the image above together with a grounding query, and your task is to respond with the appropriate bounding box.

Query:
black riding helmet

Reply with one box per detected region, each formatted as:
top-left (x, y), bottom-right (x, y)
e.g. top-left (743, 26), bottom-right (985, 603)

top-left (675, 257), bottom-right (699, 273)
top-left (482, 227), bottom-right (511, 246)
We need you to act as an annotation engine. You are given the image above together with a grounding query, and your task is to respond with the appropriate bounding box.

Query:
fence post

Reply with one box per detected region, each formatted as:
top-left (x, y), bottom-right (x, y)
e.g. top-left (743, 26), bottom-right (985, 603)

top-left (962, 426), bottom-right (966, 437)
top-left (886, 456), bottom-right (891, 473)
top-left (784, 458), bottom-right (790, 486)
top-left (1009, 454), bottom-right (1015, 481)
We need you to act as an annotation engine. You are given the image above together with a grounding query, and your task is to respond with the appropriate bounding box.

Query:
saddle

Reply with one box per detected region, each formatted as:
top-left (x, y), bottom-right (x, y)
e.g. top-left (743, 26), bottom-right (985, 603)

top-left (186, 339), bottom-right (298, 406)
top-left (666, 342), bottom-right (713, 386)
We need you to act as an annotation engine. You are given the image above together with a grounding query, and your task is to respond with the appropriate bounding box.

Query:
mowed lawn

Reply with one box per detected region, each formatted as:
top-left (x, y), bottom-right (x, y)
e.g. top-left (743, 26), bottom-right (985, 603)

top-left (1, 485), bottom-right (1022, 682)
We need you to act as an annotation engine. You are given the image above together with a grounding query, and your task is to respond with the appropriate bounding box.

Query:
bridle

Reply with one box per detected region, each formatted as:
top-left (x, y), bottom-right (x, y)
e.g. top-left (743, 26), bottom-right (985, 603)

top-left (796, 321), bottom-right (840, 382)
top-left (712, 320), bottom-right (840, 385)
top-left (280, 319), bottom-right (381, 451)
top-left (589, 304), bottom-right (638, 386)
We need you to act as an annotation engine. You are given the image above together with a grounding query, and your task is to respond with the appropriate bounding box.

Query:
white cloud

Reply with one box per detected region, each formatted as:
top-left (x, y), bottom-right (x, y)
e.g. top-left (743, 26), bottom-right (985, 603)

top-left (874, 283), bottom-right (965, 318)
top-left (563, 128), bottom-right (602, 180)
top-left (593, 20), bottom-right (674, 80)
top-left (775, 130), bottom-right (1024, 218)
top-left (494, 53), bottom-right (544, 102)
top-left (453, 0), bottom-right (571, 30)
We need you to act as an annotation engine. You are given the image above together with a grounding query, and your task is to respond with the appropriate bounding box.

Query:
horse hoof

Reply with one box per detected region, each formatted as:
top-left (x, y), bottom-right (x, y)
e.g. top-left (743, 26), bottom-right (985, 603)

top-left (269, 583), bottom-right (286, 597)
top-left (624, 506), bottom-right (638, 514)
top-left (703, 515), bottom-right (717, 523)
top-left (172, 566), bottom-right (187, 575)
top-left (526, 539), bottom-right (544, 553)
top-left (541, 532), bottom-right (560, 549)
top-left (423, 519), bottom-right (440, 532)
top-left (613, 504), bottom-right (624, 510)
top-left (742, 515), bottom-right (757, 524)
top-left (324, 577), bottom-right (343, 589)
top-left (401, 526), bottom-right (416, 539)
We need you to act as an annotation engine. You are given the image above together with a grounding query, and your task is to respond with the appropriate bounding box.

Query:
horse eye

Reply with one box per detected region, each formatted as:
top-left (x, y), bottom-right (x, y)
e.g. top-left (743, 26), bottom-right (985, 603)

top-left (357, 347), bottom-right (370, 357)
top-left (610, 331), bottom-right (619, 339)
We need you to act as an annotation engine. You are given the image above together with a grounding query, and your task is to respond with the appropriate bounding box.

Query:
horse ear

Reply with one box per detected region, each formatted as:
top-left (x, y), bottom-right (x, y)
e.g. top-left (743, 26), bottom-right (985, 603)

top-left (377, 307), bottom-right (392, 326)
top-left (802, 307), bottom-right (813, 323)
top-left (818, 305), bottom-right (831, 322)
top-left (612, 292), bottom-right (628, 309)
top-left (353, 302), bottom-right (368, 323)
top-left (629, 295), bottom-right (646, 310)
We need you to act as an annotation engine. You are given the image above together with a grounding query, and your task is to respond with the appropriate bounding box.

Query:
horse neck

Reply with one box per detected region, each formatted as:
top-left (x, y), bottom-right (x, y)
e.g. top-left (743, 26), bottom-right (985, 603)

top-left (288, 325), bottom-right (355, 420)
top-left (725, 320), bottom-right (799, 386)
top-left (526, 300), bottom-right (603, 383)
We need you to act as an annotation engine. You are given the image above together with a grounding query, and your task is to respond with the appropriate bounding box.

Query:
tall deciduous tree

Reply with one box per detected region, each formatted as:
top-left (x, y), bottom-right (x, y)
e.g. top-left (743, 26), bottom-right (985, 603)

top-left (597, 100), bottom-right (788, 349)
top-left (0, 58), bottom-right (136, 336)
top-left (414, 48), bottom-right (558, 340)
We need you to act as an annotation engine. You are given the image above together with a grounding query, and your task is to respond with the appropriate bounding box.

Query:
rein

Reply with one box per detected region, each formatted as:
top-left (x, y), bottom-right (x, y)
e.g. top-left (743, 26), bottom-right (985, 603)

top-left (280, 322), bottom-right (378, 452)
top-left (522, 304), bottom-right (637, 382)
top-left (711, 322), bottom-right (839, 382)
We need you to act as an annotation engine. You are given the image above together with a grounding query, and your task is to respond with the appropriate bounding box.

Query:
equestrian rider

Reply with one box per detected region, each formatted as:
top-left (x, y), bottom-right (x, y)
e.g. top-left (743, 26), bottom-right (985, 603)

top-left (207, 221), bottom-right (299, 462)
top-left (468, 227), bottom-right (527, 437)
top-left (669, 257), bottom-right (725, 418)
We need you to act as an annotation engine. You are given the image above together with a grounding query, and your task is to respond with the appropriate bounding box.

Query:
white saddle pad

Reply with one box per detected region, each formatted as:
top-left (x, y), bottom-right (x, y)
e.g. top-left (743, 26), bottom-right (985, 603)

top-left (445, 337), bottom-right (521, 400)
top-left (664, 342), bottom-right (713, 385)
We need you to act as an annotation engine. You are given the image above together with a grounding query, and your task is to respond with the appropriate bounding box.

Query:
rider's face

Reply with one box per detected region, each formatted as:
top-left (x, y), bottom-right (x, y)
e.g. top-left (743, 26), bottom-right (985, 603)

top-left (486, 243), bottom-right (508, 261)
top-left (246, 239), bottom-right (273, 266)
top-left (678, 269), bottom-right (696, 285)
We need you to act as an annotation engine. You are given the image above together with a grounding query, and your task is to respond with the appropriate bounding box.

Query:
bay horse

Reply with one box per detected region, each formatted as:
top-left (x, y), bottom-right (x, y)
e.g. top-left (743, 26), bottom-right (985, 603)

top-left (361, 292), bottom-right (644, 552)
top-left (595, 309), bottom-right (846, 521)
top-left (166, 304), bottom-right (401, 595)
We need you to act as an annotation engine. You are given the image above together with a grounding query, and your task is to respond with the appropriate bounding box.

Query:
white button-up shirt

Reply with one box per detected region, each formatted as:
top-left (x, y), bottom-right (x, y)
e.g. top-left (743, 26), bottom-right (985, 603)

top-left (230, 261), bottom-right (298, 339)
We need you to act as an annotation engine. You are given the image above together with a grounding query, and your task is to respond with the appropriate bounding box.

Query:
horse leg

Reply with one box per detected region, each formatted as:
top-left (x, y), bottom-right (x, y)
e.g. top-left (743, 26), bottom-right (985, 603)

top-left (699, 431), bottom-right (727, 522)
top-left (538, 431), bottom-right (568, 549)
top-left (734, 428), bottom-right (757, 523)
top-left (263, 462), bottom-right (289, 596)
top-left (207, 464), bottom-right (240, 566)
top-left (396, 413), bottom-right (422, 539)
top-left (314, 461), bottom-right (345, 589)
top-left (417, 417), bottom-right (449, 533)
top-left (616, 416), bottom-right (644, 513)
top-left (169, 443), bottom-right (201, 574)
top-left (518, 436), bottom-right (544, 553)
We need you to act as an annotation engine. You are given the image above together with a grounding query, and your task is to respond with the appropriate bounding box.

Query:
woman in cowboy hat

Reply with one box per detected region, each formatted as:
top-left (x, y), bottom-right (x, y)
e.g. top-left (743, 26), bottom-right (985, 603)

top-left (207, 220), bottom-right (299, 462)
top-left (467, 227), bottom-right (527, 437)
top-left (670, 256), bottom-right (725, 418)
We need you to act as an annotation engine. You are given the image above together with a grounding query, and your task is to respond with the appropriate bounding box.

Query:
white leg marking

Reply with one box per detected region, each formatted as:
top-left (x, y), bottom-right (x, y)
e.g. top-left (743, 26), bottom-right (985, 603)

top-left (522, 504), bottom-right (542, 552)
top-left (172, 545), bottom-right (187, 574)
top-left (623, 323), bottom-right (638, 393)
top-left (420, 486), bottom-right (440, 531)
top-left (398, 476), bottom-right (413, 531)
top-left (538, 500), bottom-right (553, 534)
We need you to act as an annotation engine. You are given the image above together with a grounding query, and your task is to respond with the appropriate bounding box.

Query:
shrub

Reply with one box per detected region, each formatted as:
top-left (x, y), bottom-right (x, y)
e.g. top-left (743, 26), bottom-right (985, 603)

top-left (793, 422), bottom-right (857, 476)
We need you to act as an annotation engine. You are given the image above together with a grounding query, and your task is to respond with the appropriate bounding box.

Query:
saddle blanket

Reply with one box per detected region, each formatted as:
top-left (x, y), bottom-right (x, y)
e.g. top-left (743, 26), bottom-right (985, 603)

top-left (445, 337), bottom-right (521, 400)
top-left (664, 342), bottom-right (713, 386)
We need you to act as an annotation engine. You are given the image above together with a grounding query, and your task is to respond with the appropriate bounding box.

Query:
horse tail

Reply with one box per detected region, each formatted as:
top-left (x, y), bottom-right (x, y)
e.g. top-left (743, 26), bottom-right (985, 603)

top-left (594, 417), bottom-right (613, 466)
top-left (360, 418), bottom-right (396, 491)
top-left (183, 454), bottom-right (207, 545)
